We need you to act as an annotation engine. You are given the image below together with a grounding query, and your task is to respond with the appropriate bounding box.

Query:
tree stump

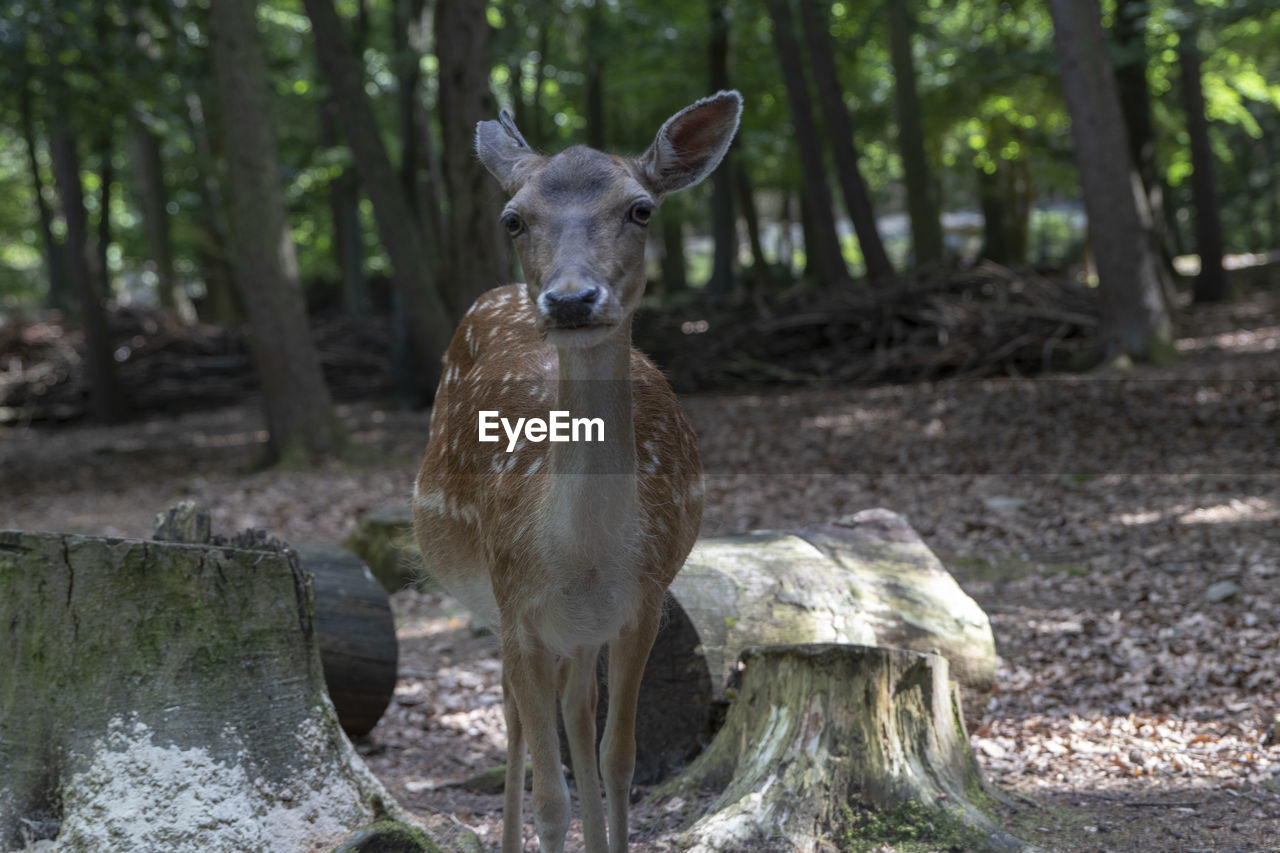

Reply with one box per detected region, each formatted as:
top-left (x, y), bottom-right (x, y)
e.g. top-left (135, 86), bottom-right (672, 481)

top-left (666, 644), bottom-right (1029, 853)
top-left (617, 509), bottom-right (996, 783)
top-left (0, 530), bottom-right (446, 853)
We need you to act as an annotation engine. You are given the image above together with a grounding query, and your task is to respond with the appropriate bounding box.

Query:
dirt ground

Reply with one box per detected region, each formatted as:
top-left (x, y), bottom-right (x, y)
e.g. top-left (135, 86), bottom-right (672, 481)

top-left (2, 289), bottom-right (1278, 851)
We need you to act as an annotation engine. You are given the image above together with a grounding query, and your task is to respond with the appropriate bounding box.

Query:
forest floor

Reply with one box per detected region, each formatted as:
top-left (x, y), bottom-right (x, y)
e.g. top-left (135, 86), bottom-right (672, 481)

top-left (2, 286), bottom-right (1279, 851)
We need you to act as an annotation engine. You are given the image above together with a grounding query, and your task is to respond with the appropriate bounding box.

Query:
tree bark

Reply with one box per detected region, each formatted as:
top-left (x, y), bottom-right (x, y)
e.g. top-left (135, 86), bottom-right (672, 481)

top-left (434, 0), bottom-right (512, 314)
top-left (208, 0), bottom-right (343, 463)
top-left (798, 0), bottom-right (894, 282)
top-left (320, 100), bottom-right (371, 319)
top-left (887, 0), bottom-right (945, 267)
top-left (660, 215), bottom-right (689, 296)
top-left (128, 114), bottom-right (182, 313)
top-left (763, 0), bottom-right (851, 288)
top-left (735, 163), bottom-right (772, 295)
top-left (94, 130), bottom-right (113, 311)
top-left (1178, 26), bottom-right (1228, 303)
top-left (707, 3), bottom-right (737, 300)
top-left (0, 529), bottom-right (443, 853)
top-left (667, 645), bottom-right (1024, 852)
top-left (303, 0), bottom-right (456, 404)
top-left (1111, 0), bottom-right (1174, 270)
top-left (1047, 0), bottom-right (1174, 360)
top-left (19, 76), bottom-right (70, 314)
top-left (48, 123), bottom-right (128, 424)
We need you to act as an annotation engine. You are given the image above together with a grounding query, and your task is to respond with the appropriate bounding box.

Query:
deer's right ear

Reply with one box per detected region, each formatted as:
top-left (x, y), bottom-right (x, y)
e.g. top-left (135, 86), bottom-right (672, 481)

top-left (476, 111), bottom-right (540, 195)
top-left (637, 90), bottom-right (742, 198)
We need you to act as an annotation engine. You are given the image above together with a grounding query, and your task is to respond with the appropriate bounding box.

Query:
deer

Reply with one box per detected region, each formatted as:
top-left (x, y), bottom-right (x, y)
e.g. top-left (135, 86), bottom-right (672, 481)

top-left (412, 91), bottom-right (741, 853)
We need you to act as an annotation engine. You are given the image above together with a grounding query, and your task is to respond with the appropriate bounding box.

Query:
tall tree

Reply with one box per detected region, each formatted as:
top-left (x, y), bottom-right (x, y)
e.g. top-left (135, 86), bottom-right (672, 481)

top-left (797, 0), bottom-right (894, 282)
top-left (707, 3), bottom-right (736, 299)
top-left (303, 0), bottom-right (457, 403)
top-left (128, 113), bottom-right (181, 313)
top-left (887, 0), bottom-right (944, 266)
top-left (1177, 14), bottom-right (1228, 303)
top-left (1047, 0), bottom-right (1173, 360)
top-left (207, 0), bottom-right (343, 463)
top-left (1111, 0), bottom-right (1173, 265)
top-left (49, 120), bottom-right (128, 423)
top-left (435, 0), bottom-right (512, 313)
top-left (17, 67), bottom-right (70, 313)
top-left (763, 0), bottom-right (850, 288)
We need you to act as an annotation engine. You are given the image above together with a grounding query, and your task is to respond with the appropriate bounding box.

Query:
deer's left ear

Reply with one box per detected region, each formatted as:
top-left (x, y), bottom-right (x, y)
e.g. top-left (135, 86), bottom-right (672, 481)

top-left (476, 111), bottom-right (543, 194)
top-left (637, 90), bottom-right (742, 197)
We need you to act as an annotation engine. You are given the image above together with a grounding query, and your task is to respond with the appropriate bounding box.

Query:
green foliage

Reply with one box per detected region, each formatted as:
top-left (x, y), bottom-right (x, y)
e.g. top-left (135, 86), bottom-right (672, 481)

top-left (0, 0), bottom-right (1275, 316)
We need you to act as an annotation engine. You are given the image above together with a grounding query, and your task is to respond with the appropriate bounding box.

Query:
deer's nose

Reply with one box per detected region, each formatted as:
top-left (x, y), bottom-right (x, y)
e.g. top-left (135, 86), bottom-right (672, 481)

top-left (542, 285), bottom-right (600, 327)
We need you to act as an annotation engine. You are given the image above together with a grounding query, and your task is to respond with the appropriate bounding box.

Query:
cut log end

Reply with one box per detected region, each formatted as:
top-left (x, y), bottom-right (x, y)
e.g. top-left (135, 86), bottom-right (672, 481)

top-left (668, 644), bottom-right (1031, 853)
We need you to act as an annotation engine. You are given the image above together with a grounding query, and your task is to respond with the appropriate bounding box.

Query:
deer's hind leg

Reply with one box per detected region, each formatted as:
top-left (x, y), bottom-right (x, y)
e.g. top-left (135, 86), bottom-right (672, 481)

top-left (503, 633), bottom-right (570, 853)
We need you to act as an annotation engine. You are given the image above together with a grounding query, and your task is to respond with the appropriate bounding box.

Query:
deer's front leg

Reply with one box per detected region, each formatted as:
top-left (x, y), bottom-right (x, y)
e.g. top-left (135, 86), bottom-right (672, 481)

top-left (560, 644), bottom-right (606, 851)
top-left (503, 632), bottom-right (570, 853)
top-left (600, 606), bottom-right (662, 853)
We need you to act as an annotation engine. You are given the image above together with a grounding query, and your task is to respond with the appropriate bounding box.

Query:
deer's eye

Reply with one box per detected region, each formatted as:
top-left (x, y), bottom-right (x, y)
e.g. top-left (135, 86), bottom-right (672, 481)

top-left (501, 212), bottom-right (525, 237)
top-left (628, 202), bottom-right (654, 226)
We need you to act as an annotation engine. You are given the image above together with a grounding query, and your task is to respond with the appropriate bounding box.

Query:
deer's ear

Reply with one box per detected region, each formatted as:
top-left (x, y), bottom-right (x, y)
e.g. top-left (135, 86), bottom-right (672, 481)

top-left (637, 90), bottom-right (742, 197)
top-left (476, 111), bottom-right (541, 194)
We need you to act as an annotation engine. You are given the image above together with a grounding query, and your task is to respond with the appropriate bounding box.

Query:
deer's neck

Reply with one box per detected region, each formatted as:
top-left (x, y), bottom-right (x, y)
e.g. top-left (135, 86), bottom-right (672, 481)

top-left (545, 322), bottom-right (638, 554)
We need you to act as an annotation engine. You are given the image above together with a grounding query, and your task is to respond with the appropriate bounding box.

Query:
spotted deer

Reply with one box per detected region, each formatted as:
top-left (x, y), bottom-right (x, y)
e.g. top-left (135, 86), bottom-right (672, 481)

top-left (412, 92), bottom-right (741, 852)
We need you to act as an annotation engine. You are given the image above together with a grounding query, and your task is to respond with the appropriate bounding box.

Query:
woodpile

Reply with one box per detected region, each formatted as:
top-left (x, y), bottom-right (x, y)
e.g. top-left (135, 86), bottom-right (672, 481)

top-left (1, 264), bottom-right (1098, 422)
top-left (637, 262), bottom-right (1099, 390)
top-left (0, 308), bottom-right (394, 423)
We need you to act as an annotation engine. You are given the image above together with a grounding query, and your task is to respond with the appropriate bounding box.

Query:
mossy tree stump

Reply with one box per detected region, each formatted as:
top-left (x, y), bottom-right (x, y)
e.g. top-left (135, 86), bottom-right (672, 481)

top-left (666, 644), bottom-right (1030, 853)
top-left (0, 529), bottom-right (445, 853)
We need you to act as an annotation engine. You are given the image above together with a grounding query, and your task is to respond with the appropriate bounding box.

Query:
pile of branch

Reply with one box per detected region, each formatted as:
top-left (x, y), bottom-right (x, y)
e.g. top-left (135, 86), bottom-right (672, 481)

top-left (636, 262), bottom-right (1099, 391)
top-left (0, 309), bottom-right (394, 424)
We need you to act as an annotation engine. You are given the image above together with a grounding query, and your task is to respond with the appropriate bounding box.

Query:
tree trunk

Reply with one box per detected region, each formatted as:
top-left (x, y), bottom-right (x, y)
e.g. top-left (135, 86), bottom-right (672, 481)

top-left (887, 0), bottom-right (945, 267)
top-left (1178, 27), bottom-right (1228, 304)
top-left (660, 215), bottom-right (688, 296)
top-left (735, 162), bottom-right (772, 296)
top-left (584, 1), bottom-right (607, 150)
top-left (208, 0), bottom-right (344, 464)
top-left (19, 77), bottom-right (70, 314)
top-left (666, 645), bottom-right (1024, 853)
top-left (763, 0), bottom-right (850, 288)
top-left (706, 3), bottom-right (737, 300)
top-left (183, 90), bottom-right (243, 324)
top-left (303, 0), bottom-right (456, 404)
top-left (978, 162), bottom-right (1009, 263)
top-left (320, 99), bottom-right (371, 319)
top-left (1047, 0), bottom-right (1173, 360)
top-left (0, 529), bottom-right (444, 853)
top-left (393, 0), bottom-right (428, 221)
top-left (1111, 0), bottom-right (1175, 275)
top-left (94, 130), bottom-right (113, 309)
top-left (798, 0), bottom-right (894, 282)
top-left (48, 123), bottom-right (128, 424)
top-left (434, 0), bottom-right (512, 313)
top-left (128, 114), bottom-right (182, 313)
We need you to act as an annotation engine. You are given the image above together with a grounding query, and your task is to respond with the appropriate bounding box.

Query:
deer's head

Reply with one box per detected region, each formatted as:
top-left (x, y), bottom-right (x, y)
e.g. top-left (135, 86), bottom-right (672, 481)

top-left (476, 92), bottom-right (742, 349)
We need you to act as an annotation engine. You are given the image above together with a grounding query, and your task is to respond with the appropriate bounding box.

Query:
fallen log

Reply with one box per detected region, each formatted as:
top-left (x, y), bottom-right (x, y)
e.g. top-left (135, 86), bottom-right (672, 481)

top-left (0, 529), bottom-right (449, 853)
top-left (590, 509), bottom-right (997, 784)
top-left (666, 644), bottom-right (1030, 852)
